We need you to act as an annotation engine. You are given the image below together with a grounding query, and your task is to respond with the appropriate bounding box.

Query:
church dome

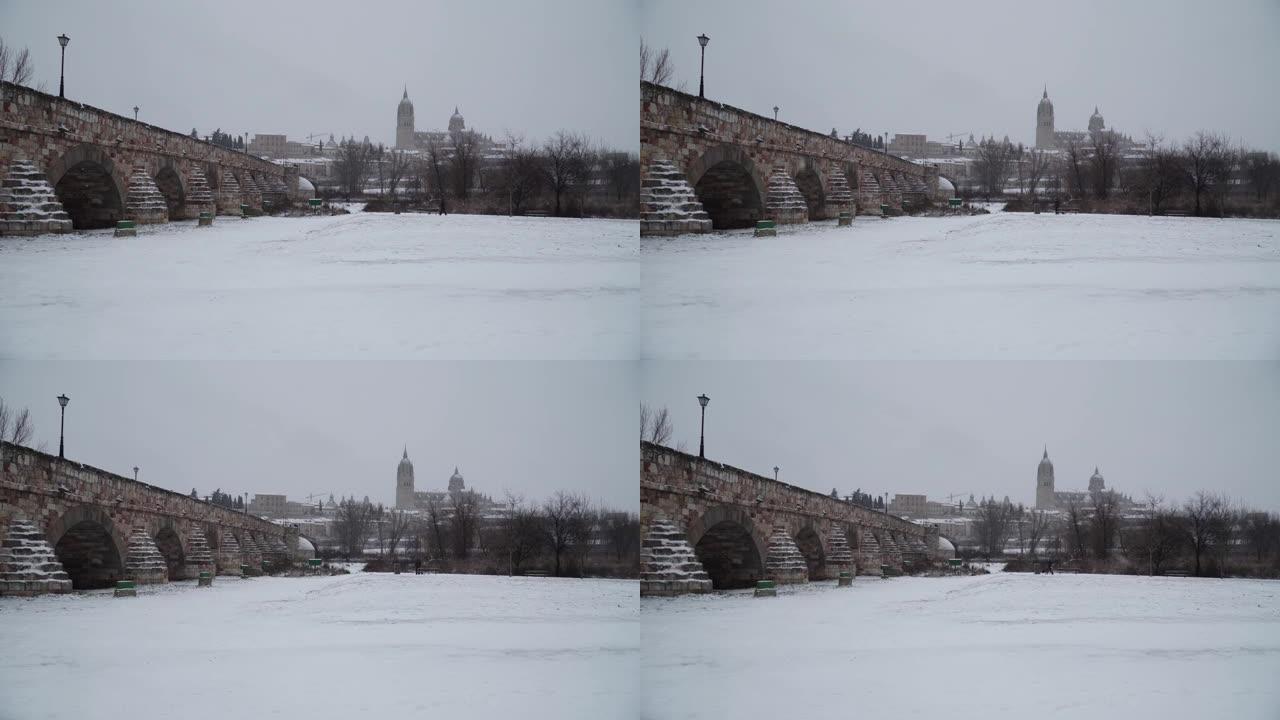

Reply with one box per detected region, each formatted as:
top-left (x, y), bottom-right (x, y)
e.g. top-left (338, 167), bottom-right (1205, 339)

top-left (1088, 106), bottom-right (1105, 132)
top-left (1038, 87), bottom-right (1053, 112)
top-left (398, 88), bottom-right (414, 121)
top-left (1039, 447), bottom-right (1053, 470)
top-left (448, 106), bottom-right (465, 133)
top-left (398, 447), bottom-right (413, 471)
top-left (448, 466), bottom-right (465, 492)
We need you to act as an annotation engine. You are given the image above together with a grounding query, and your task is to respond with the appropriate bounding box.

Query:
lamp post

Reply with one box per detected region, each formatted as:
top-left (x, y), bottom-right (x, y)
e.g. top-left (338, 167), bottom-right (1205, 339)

top-left (697, 394), bottom-right (710, 459)
top-left (773, 466), bottom-right (779, 481)
top-left (773, 106), bottom-right (779, 121)
top-left (697, 33), bottom-right (709, 99)
top-left (133, 106), bottom-right (139, 121)
top-left (56, 394), bottom-right (69, 459)
top-left (133, 466), bottom-right (139, 482)
top-left (57, 34), bottom-right (70, 99)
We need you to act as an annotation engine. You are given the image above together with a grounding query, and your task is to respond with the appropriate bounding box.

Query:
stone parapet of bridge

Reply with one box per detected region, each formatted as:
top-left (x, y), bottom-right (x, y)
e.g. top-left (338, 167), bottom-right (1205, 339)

top-left (0, 441), bottom-right (298, 595)
top-left (641, 441), bottom-right (940, 596)
top-left (0, 81), bottom-right (299, 235)
top-left (640, 81), bottom-right (938, 236)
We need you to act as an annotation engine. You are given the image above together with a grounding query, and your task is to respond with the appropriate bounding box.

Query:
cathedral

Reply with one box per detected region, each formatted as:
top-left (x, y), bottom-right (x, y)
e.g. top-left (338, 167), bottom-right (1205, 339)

top-left (394, 87), bottom-right (491, 152)
top-left (394, 447), bottom-right (493, 511)
top-left (1034, 87), bottom-right (1130, 150)
top-left (1034, 447), bottom-right (1134, 511)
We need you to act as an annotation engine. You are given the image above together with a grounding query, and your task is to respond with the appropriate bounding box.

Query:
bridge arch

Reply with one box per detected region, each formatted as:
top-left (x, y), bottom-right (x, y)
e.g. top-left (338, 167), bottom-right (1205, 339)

top-left (153, 523), bottom-right (187, 580)
top-left (686, 144), bottom-right (767, 230)
top-left (794, 523), bottom-right (827, 580)
top-left (45, 505), bottom-right (127, 589)
top-left (687, 505), bottom-right (768, 590)
top-left (793, 161), bottom-right (827, 220)
top-left (153, 160), bottom-right (188, 219)
top-left (47, 144), bottom-right (128, 229)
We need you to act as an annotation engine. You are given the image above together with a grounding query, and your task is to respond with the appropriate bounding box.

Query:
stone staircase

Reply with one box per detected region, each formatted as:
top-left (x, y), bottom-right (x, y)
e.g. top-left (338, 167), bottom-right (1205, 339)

top-left (263, 535), bottom-right (290, 568)
top-left (240, 533), bottom-right (263, 568)
top-left (0, 159), bottom-right (74, 236)
top-left (826, 171), bottom-right (854, 212)
top-left (766, 168), bottom-right (808, 225)
top-left (640, 158), bottom-right (712, 236)
top-left (125, 167), bottom-right (169, 224)
top-left (186, 167), bottom-right (215, 214)
top-left (765, 526), bottom-right (809, 583)
top-left (881, 533), bottom-right (904, 567)
top-left (640, 517), bottom-right (713, 596)
top-left (858, 528), bottom-right (883, 573)
top-left (0, 519), bottom-right (73, 596)
top-left (186, 531), bottom-right (215, 576)
top-left (240, 173), bottom-right (263, 209)
top-left (218, 170), bottom-right (243, 214)
top-left (858, 170), bottom-right (883, 209)
top-left (826, 529), bottom-right (855, 574)
top-left (125, 527), bottom-right (169, 584)
top-left (217, 532), bottom-right (242, 573)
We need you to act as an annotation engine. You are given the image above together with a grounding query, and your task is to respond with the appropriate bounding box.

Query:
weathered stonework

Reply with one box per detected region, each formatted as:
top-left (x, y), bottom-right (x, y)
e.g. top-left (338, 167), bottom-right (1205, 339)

top-left (640, 516), bottom-right (713, 596)
top-left (0, 81), bottom-right (297, 234)
top-left (125, 166), bottom-right (169, 224)
top-left (125, 526), bottom-right (168, 584)
top-left (641, 442), bottom-right (938, 596)
top-left (0, 441), bottom-right (293, 594)
top-left (217, 170), bottom-right (243, 214)
top-left (0, 158), bottom-right (73, 236)
top-left (185, 529), bottom-right (215, 577)
top-left (640, 81), bottom-right (936, 236)
top-left (765, 167), bottom-right (808, 225)
top-left (217, 532), bottom-right (243, 575)
top-left (184, 166), bottom-right (216, 219)
top-left (640, 158), bottom-right (713, 236)
top-left (0, 518), bottom-right (72, 595)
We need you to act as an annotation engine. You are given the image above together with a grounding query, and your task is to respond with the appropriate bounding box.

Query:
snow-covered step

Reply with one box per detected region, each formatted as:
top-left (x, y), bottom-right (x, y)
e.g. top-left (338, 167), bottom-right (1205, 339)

top-left (125, 167), bottom-right (169, 224)
top-left (0, 159), bottom-right (74, 236)
top-left (826, 528), bottom-right (855, 572)
top-left (765, 525), bottom-right (808, 583)
top-left (0, 518), bottom-right (73, 596)
top-left (186, 166), bottom-right (215, 208)
top-left (826, 170), bottom-right (854, 209)
top-left (217, 170), bottom-right (243, 214)
top-left (765, 167), bottom-right (808, 225)
top-left (641, 158), bottom-right (711, 236)
top-left (217, 532), bottom-right (242, 573)
top-left (641, 517), bottom-right (712, 595)
top-left (125, 527), bottom-right (169, 584)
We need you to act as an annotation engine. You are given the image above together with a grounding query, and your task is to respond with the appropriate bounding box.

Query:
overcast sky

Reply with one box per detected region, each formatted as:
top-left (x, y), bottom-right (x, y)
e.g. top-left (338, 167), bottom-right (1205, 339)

top-left (1, 0), bottom-right (638, 150)
top-left (641, 0), bottom-right (1280, 152)
top-left (1, 360), bottom-right (637, 510)
top-left (644, 361), bottom-right (1280, 512)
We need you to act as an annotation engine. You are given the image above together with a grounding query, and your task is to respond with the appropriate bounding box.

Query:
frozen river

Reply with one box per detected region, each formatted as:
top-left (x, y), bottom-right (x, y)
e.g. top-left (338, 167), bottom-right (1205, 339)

top-left (0, 572), bottom-right (638, 719)
top-left (641, 571), bottom-right (1280, 719)
top-left (0, 212), bottom-right (638, 361)
top-left (642, 213), bottom-right (1280, 360)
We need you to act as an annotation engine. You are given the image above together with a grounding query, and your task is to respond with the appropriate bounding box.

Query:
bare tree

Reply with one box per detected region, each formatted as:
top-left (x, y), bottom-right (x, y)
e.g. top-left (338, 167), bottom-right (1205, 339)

top-left (1135, 133), bottom-right (1184, 215)
top-left (1063, 496), bottom-right (1088, 561)
top-left (424, 136), bottom-right (451, 213)
top-left (1089, 489), bottom-right (1120, 560)
top-left (640, 403), bottom-right (673, 445)
top-left (497, 132), bottom-right (545, 215)
top-left (601, 509), bottom-right (640, 562)
top-left (1061, 138), bottom-right (1088, 198)
top-left (973, 496), bottom-right (1015, 559)
top-left (606, 151), bottom-right (640, 201)
top-left (1089, 130), bottom-right (1122, 200)
top-left (1243, 511), bottom-right (1280, 563)
top-left (1025, 508), bottom-right (1050, 559)
top-left (424, 495), bottom-right (449, 560)
top-left (542, 490), bottom-right (591, 577)
top-left (385, 150), bottom-right (411, 205)
top-left (333, 497), bottom-right (374, 558)
top-left (333, 137), bottom-right (373, 200)
top-left (0, 397), bottom-right (34, 449)
top-left (1181, 131), bottom-right (1232, 216)
top-left (640, 39), bottom-right (674, 86)
top-left (1242, 151), bottom-right (1280, 202)
top-left (450, 489), bottom-right (481, 559)
top-left (1184, 491), bottom-right (1227, 577)
top-left (385, 509), bottom-right (410, 559)
top-left (0, 37), bottom-right (34, 99)
top-left (492, 492), bottom-right (546, 574)
top-left (973, 137), bottom-right (1014, 197)
top-left (450, 130), bottom-right (482, 200)
top-left (543, 130), bottom-right (590, 217)
top-left (1024, 148), bottom-right (1051, 199)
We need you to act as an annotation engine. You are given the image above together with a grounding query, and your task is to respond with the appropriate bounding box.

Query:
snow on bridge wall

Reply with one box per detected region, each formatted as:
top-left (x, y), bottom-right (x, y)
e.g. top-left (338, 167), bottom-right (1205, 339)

top-left (640, 81), bottom-right (938, 236)
top-left (0, 81), bottom-right (298, 234)
top-left (0, 441), bottom-right (295, 594)
top-left (641, 441), bottom-right (940, 596)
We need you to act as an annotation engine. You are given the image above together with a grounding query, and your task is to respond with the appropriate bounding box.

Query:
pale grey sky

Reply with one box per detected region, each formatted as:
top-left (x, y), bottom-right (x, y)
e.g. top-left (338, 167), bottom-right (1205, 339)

top-left (1, 360), bottom-right (638, 510)
top-left (643, 361), bottom-right (1280, 512)
top-left (1, 0), bottom-right (638, 150)
top-left (641, 0), bottom-right (1280, 152)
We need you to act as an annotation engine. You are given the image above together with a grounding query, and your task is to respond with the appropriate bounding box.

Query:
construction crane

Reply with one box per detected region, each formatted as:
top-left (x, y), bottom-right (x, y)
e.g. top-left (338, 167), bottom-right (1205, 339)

top-left (944, 132), bottom-right (971, 142)
top-left (305, 133), bottom-right (331, 143)
top-left (304, 492), bottom-right (331, 502)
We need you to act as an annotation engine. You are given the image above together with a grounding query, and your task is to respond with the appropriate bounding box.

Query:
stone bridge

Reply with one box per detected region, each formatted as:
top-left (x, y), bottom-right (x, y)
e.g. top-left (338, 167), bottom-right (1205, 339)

top-left (0, 81), bottom-right (300, 236)
top-left (0, 442), bottom-right (305, 596)
top-left (641, 442), bottom-right (942, 596)
top-left (640, 81), bottom-right (940, 236)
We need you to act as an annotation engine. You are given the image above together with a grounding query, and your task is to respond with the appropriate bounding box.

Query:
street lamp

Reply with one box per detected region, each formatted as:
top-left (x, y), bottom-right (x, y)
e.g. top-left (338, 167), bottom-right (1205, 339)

top-left (773, 106), bottom-right (779, 121)
top-left (57, 34), bottom-right (70, 99)
top-left (133, 466), bottom-right (139, 482)
top-left (773, 466), bottom-right (779, 481)
top-left (56, 394), bottom-right (69, 459)
top-left (133, 106), bottom-right (139, 121)
top-left (696, 33), bottom-right (710, 99)
top-left (697, 394), bottom-right (710, 459)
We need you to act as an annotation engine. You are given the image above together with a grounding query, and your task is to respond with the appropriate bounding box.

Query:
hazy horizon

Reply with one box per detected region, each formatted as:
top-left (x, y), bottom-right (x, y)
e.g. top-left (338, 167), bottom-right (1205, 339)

top-left (641, 0), bottom-right (1280, 152)
top-left (643, 361), bottom-right (1280, 513)
top-left (1, 0), bottom-right (638, 151)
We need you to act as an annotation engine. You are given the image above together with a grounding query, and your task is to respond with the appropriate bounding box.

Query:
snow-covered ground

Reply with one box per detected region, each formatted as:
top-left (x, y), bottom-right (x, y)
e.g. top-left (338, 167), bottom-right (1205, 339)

top-left (642, 213), bottom-right (1280, 360)
top-left (0, 573), bottom-right (638, 719)
top-left (642, 572), bottom-right (1280, 719)
top-left (0, 213), bottom-right (638, 360)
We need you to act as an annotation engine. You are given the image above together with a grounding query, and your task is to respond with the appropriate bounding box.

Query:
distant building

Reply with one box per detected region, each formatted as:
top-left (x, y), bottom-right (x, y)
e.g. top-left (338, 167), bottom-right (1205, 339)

top-left (394, 87), bottom-right (501, 155)
top-left (250, 493), bottom-right (287, 516)
top-left (1034, 87), bottom-right (1134, 150)
top-left (248, 133), bottom-right (287, 158)
top-left (1035, 447), bottom-right (1135, 510)
top-left (889, 493), bottom-right (927, 516)
top-left (393, 447), bottom-right (496, 511)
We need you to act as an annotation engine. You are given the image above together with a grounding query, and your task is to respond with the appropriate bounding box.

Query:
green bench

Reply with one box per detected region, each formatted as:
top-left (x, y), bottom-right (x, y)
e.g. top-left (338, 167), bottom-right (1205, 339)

top-left (114, 219), bottom-right (137, 237)
top-left (114, 579), bottom-right (137, 597)
top-left (754, 219), bottom-right (777, 237)
top-left (754, 579), bottom-right (777, 597)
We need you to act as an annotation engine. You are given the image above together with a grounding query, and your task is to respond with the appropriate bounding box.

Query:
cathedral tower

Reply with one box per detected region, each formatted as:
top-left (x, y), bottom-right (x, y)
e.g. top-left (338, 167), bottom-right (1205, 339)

top-left (1035, 87), bottom-right (1055, 149)
top-left (396, 446), bottom-right (416, 509)
top-left (1035, 447), bottom-right (1056, 509)
top-left (396, 87), bottom-right (415, 150)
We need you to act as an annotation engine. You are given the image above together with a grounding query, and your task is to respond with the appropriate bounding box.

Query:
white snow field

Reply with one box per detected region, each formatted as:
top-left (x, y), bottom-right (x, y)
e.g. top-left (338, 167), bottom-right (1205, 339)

top-left (642, 572), bottom-right (1280, 720)
top-left (0, 212), bottom-right (638, 360)
top-left (642, 213), bottom-right (1280, 360)
top-left (0, 572), bottom-right (638, 720)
